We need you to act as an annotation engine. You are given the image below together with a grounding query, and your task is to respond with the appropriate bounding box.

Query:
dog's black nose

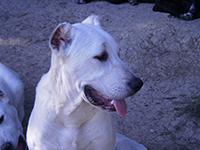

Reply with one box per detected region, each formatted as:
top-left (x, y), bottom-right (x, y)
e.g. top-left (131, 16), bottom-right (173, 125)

top-left (128, 77), bottom-right (143, 93)
top-left (1, 142), bottom-right (13, 150)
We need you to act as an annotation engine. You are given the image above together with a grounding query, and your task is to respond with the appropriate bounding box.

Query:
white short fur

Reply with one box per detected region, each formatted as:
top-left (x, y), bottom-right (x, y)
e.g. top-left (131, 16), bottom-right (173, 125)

top-left (27, 15), bottom-right (147, 150)
top-left (0, 62), bottom-right (25, 149)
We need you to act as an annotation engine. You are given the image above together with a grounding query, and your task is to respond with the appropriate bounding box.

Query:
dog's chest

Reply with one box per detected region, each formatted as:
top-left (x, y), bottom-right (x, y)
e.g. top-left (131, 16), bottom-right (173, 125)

top-left (57, 105), bottom-right (116, 150)
top-left (75, 112), bottom-right (116, 150)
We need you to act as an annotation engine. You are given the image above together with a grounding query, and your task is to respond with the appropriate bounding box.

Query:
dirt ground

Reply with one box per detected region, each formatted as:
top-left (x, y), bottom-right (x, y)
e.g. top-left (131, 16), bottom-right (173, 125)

top-left (0, 0), bottom-right (200, 149)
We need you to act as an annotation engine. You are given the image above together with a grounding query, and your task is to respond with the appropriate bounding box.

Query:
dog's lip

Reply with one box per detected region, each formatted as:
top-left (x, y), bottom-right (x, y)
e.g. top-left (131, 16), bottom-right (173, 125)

top-left (84, 86), bottom-right (127, 116)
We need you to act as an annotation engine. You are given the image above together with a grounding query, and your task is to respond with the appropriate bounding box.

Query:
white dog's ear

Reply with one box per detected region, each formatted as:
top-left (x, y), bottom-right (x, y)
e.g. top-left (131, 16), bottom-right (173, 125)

top-left (0, 90), bottom-right (9, 103)
top-left (50, 22), bottom-right (73, 51)
top-left (81, 15), bottom-right (101, 26)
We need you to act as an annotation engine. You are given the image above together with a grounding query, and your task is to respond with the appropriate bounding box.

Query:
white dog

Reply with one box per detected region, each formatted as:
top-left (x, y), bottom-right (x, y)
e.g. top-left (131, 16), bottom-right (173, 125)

top-left (0, 62), bottom-right (27, 150)
top-left (27, 15), bottom-right (146, 150)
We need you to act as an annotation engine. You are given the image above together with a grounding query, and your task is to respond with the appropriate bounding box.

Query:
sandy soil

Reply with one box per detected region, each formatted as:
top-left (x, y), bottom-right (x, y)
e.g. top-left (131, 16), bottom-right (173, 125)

top-left (0, 0), bottom-right (200, 149)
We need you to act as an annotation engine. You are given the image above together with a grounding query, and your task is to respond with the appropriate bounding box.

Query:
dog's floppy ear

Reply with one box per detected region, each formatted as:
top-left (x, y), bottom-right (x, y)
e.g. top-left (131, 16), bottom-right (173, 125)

top-left (50, 22), bottom-right (73, 51)
top-left (0, 90), bottom-right (9, 103)
top-left (81, 15), bottom-right (101, 26)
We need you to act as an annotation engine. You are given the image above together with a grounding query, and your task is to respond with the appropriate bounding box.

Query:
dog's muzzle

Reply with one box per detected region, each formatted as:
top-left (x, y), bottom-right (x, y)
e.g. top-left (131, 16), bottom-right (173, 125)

top-left (84, 78), bottom-right (143, 117)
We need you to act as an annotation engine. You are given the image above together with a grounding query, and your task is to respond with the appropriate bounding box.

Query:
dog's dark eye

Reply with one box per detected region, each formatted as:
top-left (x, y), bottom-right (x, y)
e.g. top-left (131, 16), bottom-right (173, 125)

top-left (94, 52), bottom-right (108, 61)
top-left (0, 115), bottom-right (4, 124)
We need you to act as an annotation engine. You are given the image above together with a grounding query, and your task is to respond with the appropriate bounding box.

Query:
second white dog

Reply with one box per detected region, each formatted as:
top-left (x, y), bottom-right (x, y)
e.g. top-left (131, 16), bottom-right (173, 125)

top-left (0, 62), bottom-right (26, 150)
top-left (27, 15), bottom-right (146, 150)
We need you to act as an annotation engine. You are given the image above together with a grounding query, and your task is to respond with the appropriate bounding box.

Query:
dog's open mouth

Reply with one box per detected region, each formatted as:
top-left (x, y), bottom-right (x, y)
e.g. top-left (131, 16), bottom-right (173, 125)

top-left (84, 86), bottom-right (127, 117)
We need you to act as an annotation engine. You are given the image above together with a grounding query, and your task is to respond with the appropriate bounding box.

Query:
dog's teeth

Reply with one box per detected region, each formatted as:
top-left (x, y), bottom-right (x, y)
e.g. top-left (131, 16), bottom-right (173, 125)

top-left (111, 100), bottom-right (114, 105)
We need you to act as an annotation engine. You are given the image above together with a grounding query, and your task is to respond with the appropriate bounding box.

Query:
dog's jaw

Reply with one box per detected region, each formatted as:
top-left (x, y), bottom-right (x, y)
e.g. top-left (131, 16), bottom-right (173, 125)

top-left (84, 86), bottom-right (127, 116)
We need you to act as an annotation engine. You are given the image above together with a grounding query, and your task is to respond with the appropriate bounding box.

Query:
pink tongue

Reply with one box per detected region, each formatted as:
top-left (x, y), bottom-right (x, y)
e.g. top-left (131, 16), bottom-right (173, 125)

top-left (113, 99), bottom-right (127, 117)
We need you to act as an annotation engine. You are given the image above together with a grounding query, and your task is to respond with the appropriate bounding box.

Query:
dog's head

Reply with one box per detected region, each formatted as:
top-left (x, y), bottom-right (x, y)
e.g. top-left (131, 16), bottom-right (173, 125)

top-left (49, 15), bottom-right (143, 117)
top-left (0, 90), bottom-right (26, 150)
